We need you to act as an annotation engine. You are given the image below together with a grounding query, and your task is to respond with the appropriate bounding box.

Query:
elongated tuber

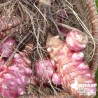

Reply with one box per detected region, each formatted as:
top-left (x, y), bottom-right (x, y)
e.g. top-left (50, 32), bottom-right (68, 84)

top-left (46, 33), bottom-right (96, 98)
top-left (0, 52), bottom-right (32, 98)
top-left (0, 38), bottom-right (33, 98)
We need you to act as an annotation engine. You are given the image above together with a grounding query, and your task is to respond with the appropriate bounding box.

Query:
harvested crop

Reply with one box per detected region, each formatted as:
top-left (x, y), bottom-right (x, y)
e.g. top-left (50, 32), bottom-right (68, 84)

top-left (46, 34), bottom-right (96, 98)
top-left (0, 52), bottom-right (32, 98)
top-left (0, 38), bottom-right (16, 57)
top-left (34, 59), bottom-right (55, 83)
top-left (66, 30), bottom-right (88, 51)
top-left (0, 16), bottom-right (21, 32)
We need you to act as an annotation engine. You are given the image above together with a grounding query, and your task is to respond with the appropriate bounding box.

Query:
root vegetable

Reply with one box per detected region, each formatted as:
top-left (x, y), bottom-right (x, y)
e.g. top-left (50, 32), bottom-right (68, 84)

top-left (46, 35), bottom-right (96, 98)
top-left (0, 38), bottom-right (32, 98)
top-left (0, 16), bottom-right (21, 32)
top-left (46, 35), bottom-right (64, 59)
top-left (66, 30), bottom-right (88, 51)
top-left (34, 58), bottom-right (62, 85)
top-left (0, 16), bottom-right (21, 39)
top-left (0, 52), bottom-right (32, 98)
top-left (0, 38), bottom-right (16, 57)
top-left (34, 59), bottom-right (55, 83)
top-left (46, 36), bottom-right (84, 65)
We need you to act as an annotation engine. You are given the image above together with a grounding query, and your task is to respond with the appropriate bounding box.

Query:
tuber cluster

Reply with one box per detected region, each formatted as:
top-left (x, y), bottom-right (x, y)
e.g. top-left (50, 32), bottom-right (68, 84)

top-left (0, 38), bottom-right (32, 98)
top-left (0, 19), bottom-right (96, 98)
top-left (46, 29), bottom-right (96, 98)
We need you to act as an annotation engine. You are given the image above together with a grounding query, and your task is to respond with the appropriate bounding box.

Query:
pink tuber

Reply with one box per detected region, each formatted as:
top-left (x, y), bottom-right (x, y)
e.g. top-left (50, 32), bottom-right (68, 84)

top-left (34, 59), bottom-right (55, 83)
top-left (0, 38), bottom-right (16, 57)
top-left (34, 58), bottom-right (61, 85)
top-left (66, 30), bottom-right (88, 51)
top-left (0, 38), bottom-right (32, 98)
top-left (46, 31), bottom-right (96, 98)
top-left (52, 73), bottom-right (61, 85)
top-left (0, 53), bottom-right (32, 98)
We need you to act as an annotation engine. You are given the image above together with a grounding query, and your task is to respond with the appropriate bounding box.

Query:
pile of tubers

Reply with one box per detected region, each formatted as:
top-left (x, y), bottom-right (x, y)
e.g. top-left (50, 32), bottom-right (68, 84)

top-left (0, 16), bottom-right (96, 98)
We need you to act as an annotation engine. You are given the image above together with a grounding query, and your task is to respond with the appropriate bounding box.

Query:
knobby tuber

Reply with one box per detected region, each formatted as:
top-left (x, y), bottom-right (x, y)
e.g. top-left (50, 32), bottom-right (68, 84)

top-left (34, 59), bottom-right (61, 85)
top-left (0, 16), bottom-right (21, 32)
top-left (66, 30), bottom-right (88, 51)
top-left (0, 38), bottom-right (32, 98)
top-left (0, 16), bottom-right (21, 39)
top-left (0, 38), bottom-right (16, 57)
top-left (46, 30), bottom-right (96, 98)
top-left (0, 53), bottom-right (32, 98)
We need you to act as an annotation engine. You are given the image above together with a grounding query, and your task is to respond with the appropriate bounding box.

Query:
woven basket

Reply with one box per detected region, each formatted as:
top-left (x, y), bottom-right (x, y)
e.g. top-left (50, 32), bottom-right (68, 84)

top-left (17, 0), bottom-right (98, 98)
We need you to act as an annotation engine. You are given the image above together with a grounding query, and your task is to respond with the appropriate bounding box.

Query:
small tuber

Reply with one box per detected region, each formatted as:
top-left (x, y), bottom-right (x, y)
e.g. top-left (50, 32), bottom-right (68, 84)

top-left (0, 38), bottom-right (16, 57)
top-left (66, 30), bottom-right (88, 51)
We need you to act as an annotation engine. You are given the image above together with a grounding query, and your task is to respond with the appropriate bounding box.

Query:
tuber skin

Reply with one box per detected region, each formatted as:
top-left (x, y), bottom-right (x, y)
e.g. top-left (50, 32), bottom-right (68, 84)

top-left (0, 38), bottom-right (16, 57)
top-left (0, 16), bottom-right (21, 39)
top-left (46, 35), bottom-right (84, 65)
top-left (46, 33), bottom-right (96, 98)
top-left (0, 16), bottom-right (21, 32)
top-left (46, 35), bottom-right (64, 59)
top-left (34, 59), bottom-right (55, 83)
top-left (0, 38), bottom-right (33, 98)
top-left (66, 30), bottom-right (88, 51)
top-left (52, 72), bottom-right (61, 85)
top-left (34, 58), bottom-right (61, 85)
top-left (0, 53), bottom-right (32, 98)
